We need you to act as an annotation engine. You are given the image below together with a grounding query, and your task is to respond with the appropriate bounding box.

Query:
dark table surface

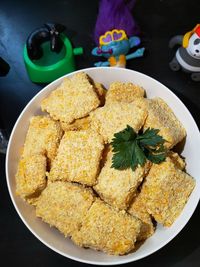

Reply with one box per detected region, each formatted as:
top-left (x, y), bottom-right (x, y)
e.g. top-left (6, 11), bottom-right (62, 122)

top-left (0, 0), bottom-right (200, 266)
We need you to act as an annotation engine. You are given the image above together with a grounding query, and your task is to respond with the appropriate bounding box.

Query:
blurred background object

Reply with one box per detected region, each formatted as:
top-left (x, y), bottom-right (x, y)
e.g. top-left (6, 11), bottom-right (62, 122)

top-left (169, 24), bottom-right (200, 81)
top-left (0, 128), bottom-right (8, 154)
top-left (0, 56), bottom-right (9, 153)
top-left (24, 22), bottom-right (83, 83)
top-left (0, 57), bottom-right (10, 76)
top-left (91, 0), bottom-right (145, 67)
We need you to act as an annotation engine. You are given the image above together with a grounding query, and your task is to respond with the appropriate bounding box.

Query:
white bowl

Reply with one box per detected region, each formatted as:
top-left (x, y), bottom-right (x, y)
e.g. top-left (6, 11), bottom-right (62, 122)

top-left (6, 67), bottom-right (200, 265)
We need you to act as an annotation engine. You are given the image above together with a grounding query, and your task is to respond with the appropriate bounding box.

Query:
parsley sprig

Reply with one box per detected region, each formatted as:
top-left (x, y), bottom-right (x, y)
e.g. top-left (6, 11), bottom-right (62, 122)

top-left (111, 125), bottom-right (167, 171)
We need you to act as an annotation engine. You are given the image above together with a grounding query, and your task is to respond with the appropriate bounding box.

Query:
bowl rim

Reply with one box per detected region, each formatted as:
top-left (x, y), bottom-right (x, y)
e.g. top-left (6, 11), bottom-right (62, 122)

top-left (5, 67), bottom-right (200, 265)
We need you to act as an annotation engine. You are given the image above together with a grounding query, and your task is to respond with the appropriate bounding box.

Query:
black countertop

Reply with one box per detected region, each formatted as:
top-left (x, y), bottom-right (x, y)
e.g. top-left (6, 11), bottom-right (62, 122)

top-left (0, 0), bottom-right (200, 266)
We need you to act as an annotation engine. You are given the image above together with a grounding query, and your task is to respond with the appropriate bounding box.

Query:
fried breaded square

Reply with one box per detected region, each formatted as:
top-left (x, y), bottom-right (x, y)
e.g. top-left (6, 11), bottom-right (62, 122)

top-left (143, 98), bottom-right (186, 148)
top-left (23, 116), bottom-right (63, 165)
top-left (48, 130), bottom-right (104, 186)
top-left (90, 102), bottom-right (147, 143)
top-left (94, 151), bottom-right (151, 210)
top-left (106, 82), bottom-right (145, 104)
top-left (16, 154), bottom-right (47, 199)
top-left (36, 181), bottom-right (95, 237)
top-left (72, 199), bottom-right (141, 255)
top-left (60, 116), bottom-right (91, 132)
top-left (41, 72), bottom-right (100, 124)
top-left (141, 161), bottom-right (195, 227)
top-left (128, 192), bottom-right (154, 241)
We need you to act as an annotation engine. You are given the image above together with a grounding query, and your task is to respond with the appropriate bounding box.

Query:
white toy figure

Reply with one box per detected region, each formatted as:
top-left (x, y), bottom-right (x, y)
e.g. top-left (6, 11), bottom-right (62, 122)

top-left (169, 24), bottom-right (200, 81)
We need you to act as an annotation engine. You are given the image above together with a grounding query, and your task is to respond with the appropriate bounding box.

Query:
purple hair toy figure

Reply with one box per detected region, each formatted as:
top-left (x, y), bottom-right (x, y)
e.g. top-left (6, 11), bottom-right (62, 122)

top-left (92, 0), bottom-right (145, 67)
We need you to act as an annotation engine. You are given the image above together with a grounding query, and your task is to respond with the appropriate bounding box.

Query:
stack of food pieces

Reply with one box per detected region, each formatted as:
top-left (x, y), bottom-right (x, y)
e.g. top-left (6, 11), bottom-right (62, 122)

top-left (15, 72), bottom-right (195, 255)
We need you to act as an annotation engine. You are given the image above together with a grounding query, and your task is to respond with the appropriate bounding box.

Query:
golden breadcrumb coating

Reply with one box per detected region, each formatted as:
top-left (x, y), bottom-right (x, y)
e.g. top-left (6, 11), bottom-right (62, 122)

top-left (41, 72), bottom-right (100, 123)
top-left (128, 192), bottom-right (154, 241)
top-left (90, 102), bottom-right (147, 143)
top-left (36, 181), bottom-right (95, 237)
top-left (72, 199), bottom-right (141, 255)
top-left (141, 161), bottom-right (195, 227)
top-left (132, 97), bottom-right (148, 110)
top-left (48, 130), bottom-right (104, 186)
top-left (166, 151), bottom-right (186, 170)
top-left (106, 82), bottom-right (145, 104)
top-left (94, 151), bottom-right (151, 210)
top-left (143, 98), bottom-right (186, 148)
top-left (16, 154), bottom-right (47, 199)
top-left (23, 116), bottom-right (63, 165)
top-left (60, 116), bottom-right (91, 132)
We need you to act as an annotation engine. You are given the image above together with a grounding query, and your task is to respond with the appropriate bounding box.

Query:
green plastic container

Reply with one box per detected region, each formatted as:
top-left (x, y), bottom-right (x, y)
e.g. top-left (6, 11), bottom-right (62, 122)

top-left (24, 33), bottom-right (83, 83)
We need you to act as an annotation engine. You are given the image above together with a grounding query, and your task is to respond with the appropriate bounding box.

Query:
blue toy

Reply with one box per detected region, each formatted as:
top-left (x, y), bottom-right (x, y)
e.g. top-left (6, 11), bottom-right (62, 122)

top-left (92, 0), bottom-right (145, 68)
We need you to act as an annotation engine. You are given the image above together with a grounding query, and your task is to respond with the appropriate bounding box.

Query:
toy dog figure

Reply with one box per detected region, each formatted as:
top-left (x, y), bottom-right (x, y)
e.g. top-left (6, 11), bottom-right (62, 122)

top-left (27, 23), bottom-right (66, 60)
top-left (169, 24), bottom-right (200, 81)
top-left (92, 0), bottom-right (145, 68)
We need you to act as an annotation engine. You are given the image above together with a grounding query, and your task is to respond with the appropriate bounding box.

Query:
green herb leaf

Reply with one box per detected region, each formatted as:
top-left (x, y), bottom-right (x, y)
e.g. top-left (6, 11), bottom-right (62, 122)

top-left (111, 125), bottom-right (167, 171)
top-left (146, 151), bottom-right (166, 164)
top-left (134, 141), bottom-right (146, 166)
top-left (111, 141), bottom-right (133, 169)
top-left (112, 125), bottom-right (137, 143)
top-left (137, 128), bottom-right (165, 146)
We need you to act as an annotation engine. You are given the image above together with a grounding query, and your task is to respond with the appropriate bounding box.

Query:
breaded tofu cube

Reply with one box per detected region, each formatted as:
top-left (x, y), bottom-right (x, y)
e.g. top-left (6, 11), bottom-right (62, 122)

top-left (60, 116), bottom-right (91, 132)
top-left (94, 151), bottom-right (151, 210)
top-left (128, 192), bottom-right (154, 241)
top-left (143, 98), bottom-right (186, 148)
top-left (72, 199), bottom-right (141, 255)
top-left (106, 82), bottom-right (145, 104)
top-left (166, 151), bottom-right (186, 170)
top-left (48, 130), bottom-right (104, 186)
top-left (23, 116), bottom-right (63, 165)
top-left (16, 154), bottom-right (47, 199)
top-left (36, 181), bottom-right (95, 237)
top-left (41, 72), bottom-right (100, 124)
top-left (141, 161), bottom-right (195, 227)
top-left (90, 102), bottom-right (147, 143)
